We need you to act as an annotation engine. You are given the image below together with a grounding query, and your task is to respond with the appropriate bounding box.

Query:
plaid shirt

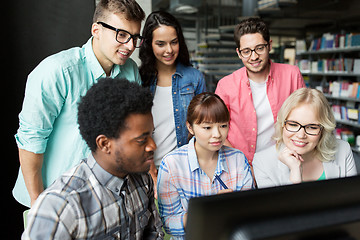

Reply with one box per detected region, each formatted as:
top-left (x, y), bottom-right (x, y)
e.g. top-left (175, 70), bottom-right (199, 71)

top-left (157, 137), bottom-right (254, 239)
top-left (22, 154), bottom-right (164, 240)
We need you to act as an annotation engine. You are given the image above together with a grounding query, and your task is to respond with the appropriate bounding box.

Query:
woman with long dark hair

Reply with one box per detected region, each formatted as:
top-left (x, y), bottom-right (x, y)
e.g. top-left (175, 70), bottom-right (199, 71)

top-left (139, 11), bottom-right (206, 195)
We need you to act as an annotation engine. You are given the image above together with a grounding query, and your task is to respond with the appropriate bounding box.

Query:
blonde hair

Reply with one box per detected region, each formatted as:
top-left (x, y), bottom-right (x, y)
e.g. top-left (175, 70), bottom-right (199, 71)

top-left (273, 88), bottom-right (337, 162)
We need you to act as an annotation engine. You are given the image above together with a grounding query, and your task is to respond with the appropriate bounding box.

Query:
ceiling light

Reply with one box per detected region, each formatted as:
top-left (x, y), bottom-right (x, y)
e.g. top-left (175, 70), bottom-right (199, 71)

top-left (174, 5), bottom-right (198, 14)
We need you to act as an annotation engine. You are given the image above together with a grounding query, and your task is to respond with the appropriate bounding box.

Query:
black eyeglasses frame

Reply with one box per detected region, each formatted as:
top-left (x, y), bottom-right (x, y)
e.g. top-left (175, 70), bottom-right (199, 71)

top-left (238, 43), bottom-right (269, 58)
top-left (284, 120), bottom-right (323, 136)
top-left (97, 21), bottom-right (144, 48)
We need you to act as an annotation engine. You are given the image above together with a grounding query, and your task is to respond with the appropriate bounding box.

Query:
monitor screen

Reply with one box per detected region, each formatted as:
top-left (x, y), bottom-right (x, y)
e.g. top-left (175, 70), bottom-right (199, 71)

top-left (186, 176), bottom-right (360, 240)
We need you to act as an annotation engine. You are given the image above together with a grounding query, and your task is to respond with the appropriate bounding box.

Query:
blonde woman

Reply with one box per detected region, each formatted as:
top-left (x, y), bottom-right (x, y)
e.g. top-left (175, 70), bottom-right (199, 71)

top-left (253, 88), bottom-right (357, 188)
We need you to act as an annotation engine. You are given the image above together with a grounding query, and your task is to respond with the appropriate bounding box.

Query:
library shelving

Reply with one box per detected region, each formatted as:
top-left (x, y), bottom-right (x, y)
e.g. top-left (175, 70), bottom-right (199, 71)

top-left (296, 32), bottom-right (360, 151)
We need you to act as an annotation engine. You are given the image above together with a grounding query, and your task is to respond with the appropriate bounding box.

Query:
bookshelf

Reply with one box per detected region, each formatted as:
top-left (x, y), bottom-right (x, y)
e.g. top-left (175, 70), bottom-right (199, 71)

top-left (296, 32), bottom-right (360, 151)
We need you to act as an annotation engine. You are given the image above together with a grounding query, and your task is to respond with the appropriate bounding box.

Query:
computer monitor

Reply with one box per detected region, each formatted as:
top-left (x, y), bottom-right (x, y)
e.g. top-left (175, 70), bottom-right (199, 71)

top-left (186, 176), bottom-right (360, 240)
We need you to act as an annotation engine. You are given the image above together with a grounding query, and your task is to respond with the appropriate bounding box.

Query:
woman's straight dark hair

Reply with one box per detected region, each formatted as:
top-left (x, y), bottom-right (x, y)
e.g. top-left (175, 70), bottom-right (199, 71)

top-left (186, 92), bottom-right (230, 140)
top-left (139, 10), bottom-right (191, 87)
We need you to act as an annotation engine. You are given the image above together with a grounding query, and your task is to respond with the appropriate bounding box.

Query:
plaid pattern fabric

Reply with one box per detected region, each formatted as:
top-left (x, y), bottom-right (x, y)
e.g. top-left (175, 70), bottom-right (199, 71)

top-left (22, 154), bottom-right (164, 240)
top-left (157, 137), bottom-right (254, 239)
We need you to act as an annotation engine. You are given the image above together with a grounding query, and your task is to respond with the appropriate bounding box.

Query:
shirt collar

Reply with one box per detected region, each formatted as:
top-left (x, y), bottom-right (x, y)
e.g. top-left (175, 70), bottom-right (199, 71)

top-left (83, 37), bottom-right (121, 80)
top-left (245, 59), bottom-right (274, 87)
top-left (215, 147), bottom-right (229, 175)
top-left (86, 153), bottom-right (125, 195)
top-left (174, 62), bottom-right (185, 78)
top-left (267, 59), bottom-right (275, 83)
top-left (188, 137), bottom-right (200, 172)
top-left (187, 137), bottom-right (229, 174)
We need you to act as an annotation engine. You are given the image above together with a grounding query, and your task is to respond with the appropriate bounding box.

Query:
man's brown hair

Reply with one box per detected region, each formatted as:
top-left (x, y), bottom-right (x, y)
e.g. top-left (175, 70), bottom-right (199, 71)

top-left (93, 0), bottom-right (145, 23)
top-left (234, 17), bottom-right (270, 49)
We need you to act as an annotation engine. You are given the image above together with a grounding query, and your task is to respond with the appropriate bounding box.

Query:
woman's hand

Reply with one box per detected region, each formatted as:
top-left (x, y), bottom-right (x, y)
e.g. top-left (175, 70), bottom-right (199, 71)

top-left (217, 189), bottom-right (233, 194)
top-left (278, 147), bottom-right (303, 184)
top-left (149, 162), bottom-right (158, 199)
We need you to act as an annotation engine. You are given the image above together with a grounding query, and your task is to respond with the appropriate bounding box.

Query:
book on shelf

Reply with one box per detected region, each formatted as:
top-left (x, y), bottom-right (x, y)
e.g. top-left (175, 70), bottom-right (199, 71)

top-left (332, 104), bottom-right (359, 122)
top-left (308, 32), bottom-right (360, 51)
top-left (354, 59), bottom-right (360, 74)
top-left (295, 40), bottom-right (306, 53)
top-left (335, 128), bottom-right (355, 146)
top-left (298, 58), bottom-right (360, 74)
top-left (328, 81), bottom-right (360, 98)
top-left (297, 59), bottom-right (310, 72)
top-left (331, 99), bottom-right (360, 123)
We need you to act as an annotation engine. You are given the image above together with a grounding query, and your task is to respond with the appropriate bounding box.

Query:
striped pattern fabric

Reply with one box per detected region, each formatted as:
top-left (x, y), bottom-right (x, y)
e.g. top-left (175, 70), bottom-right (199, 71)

top-left (157, 137), bottom-right (254, 239)
top-left (22, 154), bottom-right (164, 240)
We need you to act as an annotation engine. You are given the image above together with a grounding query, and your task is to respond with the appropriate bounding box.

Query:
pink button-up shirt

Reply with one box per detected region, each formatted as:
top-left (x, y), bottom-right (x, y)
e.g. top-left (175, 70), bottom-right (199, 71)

top-left (215, 61), bottom-right (305, 165)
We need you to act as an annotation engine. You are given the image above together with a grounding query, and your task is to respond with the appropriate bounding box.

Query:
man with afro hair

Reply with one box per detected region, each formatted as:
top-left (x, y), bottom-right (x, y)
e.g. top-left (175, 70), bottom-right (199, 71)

top-left (22, 78), bottom-right (164, 240)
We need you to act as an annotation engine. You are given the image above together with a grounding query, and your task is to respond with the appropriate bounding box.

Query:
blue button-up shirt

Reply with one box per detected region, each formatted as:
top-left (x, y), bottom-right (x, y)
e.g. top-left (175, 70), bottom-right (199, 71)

top-left (157, 137), bottom-right (254, 239)
top-left (13, 37), bottom-right (141, 207)
top-left (149, 63), bottom-right (206, 147)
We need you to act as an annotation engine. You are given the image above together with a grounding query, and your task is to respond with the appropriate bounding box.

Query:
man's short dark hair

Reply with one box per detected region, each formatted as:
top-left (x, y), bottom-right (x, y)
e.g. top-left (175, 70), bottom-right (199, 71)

top-left (93, 0), bottom-right (145, 23)
top-left (234, 17), bottom-right (270, 49)
top-left (78, 78), bottom-right (153, 152)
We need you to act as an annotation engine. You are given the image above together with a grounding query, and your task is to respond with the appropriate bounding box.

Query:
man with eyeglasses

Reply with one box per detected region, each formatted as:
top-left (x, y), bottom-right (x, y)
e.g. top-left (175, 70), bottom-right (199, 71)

top-left (13, 0), bottom-right (145, 208)
top-left (215, 17), bottom-right (305, 170)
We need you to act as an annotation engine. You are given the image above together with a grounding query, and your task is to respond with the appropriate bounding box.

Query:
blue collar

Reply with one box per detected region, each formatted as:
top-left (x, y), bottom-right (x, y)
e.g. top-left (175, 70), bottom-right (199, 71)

top-left (83, 37), bottom-right (121, 80)
top-left (187, 137), bottom-right (229, 175)
top-left (174, 62), bottom-right (186, 78)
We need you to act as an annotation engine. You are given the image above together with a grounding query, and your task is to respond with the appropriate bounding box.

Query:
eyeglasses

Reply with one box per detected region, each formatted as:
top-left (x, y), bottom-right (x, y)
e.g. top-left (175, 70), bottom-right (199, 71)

top-left (97, 22), bottom-right (144, 48)
top-left (238, 43), bottom-right (269, 58)
top-left (284, 120), bottom-right (323, 136)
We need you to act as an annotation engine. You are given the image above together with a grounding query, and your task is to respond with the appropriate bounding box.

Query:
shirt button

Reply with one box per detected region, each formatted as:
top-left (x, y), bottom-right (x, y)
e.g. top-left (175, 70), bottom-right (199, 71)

top-left (252, 128), bottom-right (255, 131)
top-left (177, 126), bottom-right (180, 129)
top-left (175, 109), bottom-right (179, 111)
top-left (179, 141), bottom-right (181, 145)
top-left (174, 92), bottom-right (177, 94)
top-left (251, 145), bottom-right (254, 148)
top-left (186, 88), bottom-right (189, 90)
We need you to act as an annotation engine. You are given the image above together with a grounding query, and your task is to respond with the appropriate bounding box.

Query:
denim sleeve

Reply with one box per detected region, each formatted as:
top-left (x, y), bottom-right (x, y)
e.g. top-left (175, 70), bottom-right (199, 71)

top-left (15, 58), bottom-right (68, 154)
top-left (195, 71), bottom-right (206, 94)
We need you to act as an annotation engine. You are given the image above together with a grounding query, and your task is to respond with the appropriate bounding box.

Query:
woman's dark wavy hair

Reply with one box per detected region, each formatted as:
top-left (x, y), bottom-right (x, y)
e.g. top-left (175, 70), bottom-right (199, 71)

top-left (139, 10), bottom-right (191, 87)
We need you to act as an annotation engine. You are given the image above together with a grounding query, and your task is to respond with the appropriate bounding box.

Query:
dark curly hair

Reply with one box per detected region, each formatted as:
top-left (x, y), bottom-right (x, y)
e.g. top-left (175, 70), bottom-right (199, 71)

top-left (78, 78), bottom-right (153, 152)
top-left (234, 17), bottom-right (270, 49)
top-left (139, 11), bottom-right (191, 87)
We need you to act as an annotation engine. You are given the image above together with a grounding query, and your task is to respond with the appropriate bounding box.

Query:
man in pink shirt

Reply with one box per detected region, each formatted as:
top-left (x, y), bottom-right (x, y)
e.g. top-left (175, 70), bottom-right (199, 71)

top-left (215, 17), bottom-right (305, 166)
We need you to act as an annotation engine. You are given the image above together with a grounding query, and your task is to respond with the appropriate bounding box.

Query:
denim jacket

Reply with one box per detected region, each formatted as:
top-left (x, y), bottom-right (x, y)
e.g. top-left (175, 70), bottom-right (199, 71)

top-left (149, 63), bottom-right (206, 147)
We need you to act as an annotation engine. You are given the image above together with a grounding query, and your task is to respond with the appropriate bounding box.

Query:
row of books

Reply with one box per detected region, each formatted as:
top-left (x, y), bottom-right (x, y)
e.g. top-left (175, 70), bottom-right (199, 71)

top-left (328, 81), bottom-right (360, 98)
top-left (297, 58), bottom-right (360, 74)
top-left (308, 32), bottom-right (360, 51)
top-left (335, 128), bottom-right (356, 146)
top-left (332, 105), bottom-right (359, 123)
